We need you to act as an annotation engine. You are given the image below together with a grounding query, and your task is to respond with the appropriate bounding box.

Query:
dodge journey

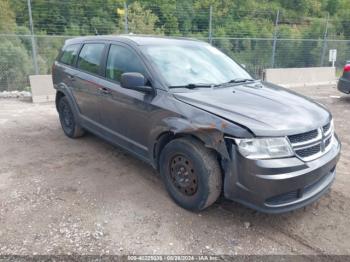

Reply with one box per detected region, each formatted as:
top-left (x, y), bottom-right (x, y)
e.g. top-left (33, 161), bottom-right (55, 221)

top-left (52, 35), bottom-right (341, 213)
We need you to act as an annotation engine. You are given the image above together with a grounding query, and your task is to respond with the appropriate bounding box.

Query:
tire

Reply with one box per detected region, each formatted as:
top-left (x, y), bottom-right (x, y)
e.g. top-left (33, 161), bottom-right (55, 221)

top-left (57, 96), bottom-right (85, 138)
top-left (159, 137), bottom-right (222, 211)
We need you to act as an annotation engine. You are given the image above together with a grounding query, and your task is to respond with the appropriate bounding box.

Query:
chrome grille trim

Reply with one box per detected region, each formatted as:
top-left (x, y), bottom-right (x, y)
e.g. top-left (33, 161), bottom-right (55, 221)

top-left (323, 122), bottom-right (331, 134)
top-left (288, 121), bottom-right (334, 162)
top-left (323, 121), bottom-right (333, 137)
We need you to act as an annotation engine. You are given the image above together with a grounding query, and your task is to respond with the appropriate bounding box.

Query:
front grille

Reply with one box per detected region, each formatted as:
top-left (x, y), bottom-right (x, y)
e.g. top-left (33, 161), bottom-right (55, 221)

top-left (288, 121), bottom-right (333, 161)
top-left (323, 122), bottom-right (331, 134)
top-left (304, 167), bottom-right (335, 194)
top-left (265, 169), bottom-right (334, 206)
top-left (325, 137), bottom-right (331, 148)
top-left (288, 129), bottom-right (318, 144)
top-left (295, 144), bottom-right (321, 158)
top-left (266, 190), bottom-right (298, 205)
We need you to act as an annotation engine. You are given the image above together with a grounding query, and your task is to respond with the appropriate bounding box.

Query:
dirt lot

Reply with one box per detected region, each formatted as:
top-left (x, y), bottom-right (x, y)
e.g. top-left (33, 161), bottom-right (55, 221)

top-left (0, 85), bottom-right (349, 256)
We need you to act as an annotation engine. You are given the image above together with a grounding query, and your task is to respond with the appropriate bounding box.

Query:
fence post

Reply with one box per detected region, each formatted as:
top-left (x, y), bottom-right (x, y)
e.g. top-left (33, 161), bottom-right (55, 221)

top-left (27, 0), bottom-right (39, 75)
top-left (271, 10), bottom-right (280, 68)
top-left (209, 5), bottom-right (213, 45)
top-left (320, 13), bottom-right (329, 67)
top-left (124, 2), bottom-right (128, 34)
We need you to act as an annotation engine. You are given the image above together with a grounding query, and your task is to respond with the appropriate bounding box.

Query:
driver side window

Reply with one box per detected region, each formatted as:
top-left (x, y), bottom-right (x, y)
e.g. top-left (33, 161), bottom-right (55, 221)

top-left (106, 45), bottom-right (146, 82)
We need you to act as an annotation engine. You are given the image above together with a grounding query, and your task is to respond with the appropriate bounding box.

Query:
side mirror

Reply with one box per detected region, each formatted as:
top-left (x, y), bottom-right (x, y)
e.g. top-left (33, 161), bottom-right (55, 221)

top-left (121, 72), bottom-right (153, 94)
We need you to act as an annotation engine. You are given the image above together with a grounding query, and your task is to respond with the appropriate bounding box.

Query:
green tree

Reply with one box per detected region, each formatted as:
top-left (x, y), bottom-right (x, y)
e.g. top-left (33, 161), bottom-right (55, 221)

top-left (3, 0), bottom-right (350, 79)
top-left (0, 39), bottom-right (31, 91)
top-left (118, 2), bottom-right (162, 34)
top-left (0, 0), bottom-right (16, 33)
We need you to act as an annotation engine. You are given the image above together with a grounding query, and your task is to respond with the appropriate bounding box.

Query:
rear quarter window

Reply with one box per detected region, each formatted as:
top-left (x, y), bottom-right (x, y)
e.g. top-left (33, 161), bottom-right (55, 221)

top-left (59, 44), bottom-right (81, 66)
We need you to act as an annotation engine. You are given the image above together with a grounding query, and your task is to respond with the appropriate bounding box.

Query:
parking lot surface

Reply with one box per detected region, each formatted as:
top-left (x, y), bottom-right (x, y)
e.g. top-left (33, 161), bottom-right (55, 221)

top-left (0, 85), bottom-right (349, 255)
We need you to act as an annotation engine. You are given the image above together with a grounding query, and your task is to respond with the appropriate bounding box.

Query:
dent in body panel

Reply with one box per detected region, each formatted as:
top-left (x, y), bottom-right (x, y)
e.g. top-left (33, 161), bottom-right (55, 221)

top-left (163, 117), bottom-right (230, 159)
top-left (148, 92), bottom-right (254, 164)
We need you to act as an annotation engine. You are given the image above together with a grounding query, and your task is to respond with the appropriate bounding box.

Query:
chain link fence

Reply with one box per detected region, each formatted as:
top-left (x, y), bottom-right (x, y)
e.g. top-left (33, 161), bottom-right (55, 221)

top-left (1, 0), bottom-right (349, 91)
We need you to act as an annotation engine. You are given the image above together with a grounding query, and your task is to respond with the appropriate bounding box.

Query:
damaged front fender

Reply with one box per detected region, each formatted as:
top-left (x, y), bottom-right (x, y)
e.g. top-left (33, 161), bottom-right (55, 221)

top-left (161, 114), bottom-right (253, 160)
top-left (164, 117), bottom-right (230, 159)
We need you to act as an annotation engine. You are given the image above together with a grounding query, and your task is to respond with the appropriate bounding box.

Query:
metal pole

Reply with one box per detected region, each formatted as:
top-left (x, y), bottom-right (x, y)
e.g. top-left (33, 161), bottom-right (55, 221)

top-left (271, 10), bottom-right (280, 68)
top-left (27, 0), bottom-right (39, 75)
top-left (209, 5), bottom-right (213, 45)
top-left (124, 2), bottom-right (128, 34)
top-left (320, 13), bottom-right (329, 67)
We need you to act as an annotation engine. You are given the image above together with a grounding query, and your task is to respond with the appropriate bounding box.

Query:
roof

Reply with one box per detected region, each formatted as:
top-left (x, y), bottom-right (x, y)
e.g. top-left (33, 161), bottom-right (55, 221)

top-left (64, 34), bottom-right (207, 46)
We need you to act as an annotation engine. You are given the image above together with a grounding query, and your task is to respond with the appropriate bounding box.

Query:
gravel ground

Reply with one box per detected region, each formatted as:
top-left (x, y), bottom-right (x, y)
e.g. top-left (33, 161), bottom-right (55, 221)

top-left (0, 84), bottom-right (349, 256)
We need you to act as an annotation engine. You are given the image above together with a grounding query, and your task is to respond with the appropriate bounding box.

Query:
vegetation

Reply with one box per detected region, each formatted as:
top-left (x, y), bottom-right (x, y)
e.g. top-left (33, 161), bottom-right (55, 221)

top-left (1, 0), bottom-right (350, 90)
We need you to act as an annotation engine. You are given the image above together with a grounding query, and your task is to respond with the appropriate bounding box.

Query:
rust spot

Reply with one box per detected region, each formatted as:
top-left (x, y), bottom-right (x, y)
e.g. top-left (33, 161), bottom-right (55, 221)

top-left (209, 122), bottom-right (216, 129)
top-left (221, 121), bottom-right (228, 129)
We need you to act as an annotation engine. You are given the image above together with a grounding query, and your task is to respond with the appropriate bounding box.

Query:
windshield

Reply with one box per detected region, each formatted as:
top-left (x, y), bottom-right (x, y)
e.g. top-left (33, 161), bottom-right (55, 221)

top-left (142, 43), bottom-right (252, 87)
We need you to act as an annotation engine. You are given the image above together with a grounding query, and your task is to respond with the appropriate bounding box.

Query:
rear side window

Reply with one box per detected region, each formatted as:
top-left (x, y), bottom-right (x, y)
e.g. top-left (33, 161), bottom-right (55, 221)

top-left (77, 43), bottom-right (105, 75)
top-left (106, 45), bottom-right (146, 82)
top-left (59, 44), bottom-right (80, 65)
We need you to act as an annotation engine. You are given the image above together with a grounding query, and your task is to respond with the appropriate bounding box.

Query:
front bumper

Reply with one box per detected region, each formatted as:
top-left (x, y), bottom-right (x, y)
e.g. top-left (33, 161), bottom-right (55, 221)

top-left (338, 77), bottom-right (350, 94)
top-left (223, 135), bottom-right (341, 214)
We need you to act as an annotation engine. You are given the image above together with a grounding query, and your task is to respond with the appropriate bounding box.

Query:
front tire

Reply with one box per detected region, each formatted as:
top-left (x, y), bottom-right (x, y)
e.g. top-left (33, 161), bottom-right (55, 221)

top-left (159, 137), bottom-right (222, 211)
top-left (57, 96), bottom-right (85, 138)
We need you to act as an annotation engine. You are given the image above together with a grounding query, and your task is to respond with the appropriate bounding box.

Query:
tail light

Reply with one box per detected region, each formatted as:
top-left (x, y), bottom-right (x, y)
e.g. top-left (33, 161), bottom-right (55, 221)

top-left (344, 64), bottom-right (350, 72)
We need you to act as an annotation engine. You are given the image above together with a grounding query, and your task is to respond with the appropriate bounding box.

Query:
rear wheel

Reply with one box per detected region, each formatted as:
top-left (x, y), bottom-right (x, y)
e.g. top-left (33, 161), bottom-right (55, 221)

top-left (159, 137), bottom-right (222, 211)
top-left (57, 96), bottom-right (85, 138)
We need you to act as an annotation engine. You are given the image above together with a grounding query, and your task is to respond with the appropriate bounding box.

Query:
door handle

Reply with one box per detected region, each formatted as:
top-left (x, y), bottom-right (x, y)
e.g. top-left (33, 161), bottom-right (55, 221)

top-left (98, 87), bottom-right (111, 95)
top-left (67, 75), bottom-right (76, 81)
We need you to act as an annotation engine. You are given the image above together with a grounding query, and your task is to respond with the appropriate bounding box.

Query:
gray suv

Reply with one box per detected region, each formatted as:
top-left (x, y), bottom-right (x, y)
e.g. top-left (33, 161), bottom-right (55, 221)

top-left (52, 35), bottom-right (341, 213)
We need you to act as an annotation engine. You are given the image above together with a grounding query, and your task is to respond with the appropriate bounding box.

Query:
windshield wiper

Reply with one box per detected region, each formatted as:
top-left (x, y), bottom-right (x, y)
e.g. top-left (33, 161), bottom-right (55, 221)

top-left (169, 79), bottom-right (255, 89)
top-left (229, 78), bottom-right (255, 83)
top-left (169, 83), bottom-right (214, 89)
top-left (216, 78), bottom-right (255, 86)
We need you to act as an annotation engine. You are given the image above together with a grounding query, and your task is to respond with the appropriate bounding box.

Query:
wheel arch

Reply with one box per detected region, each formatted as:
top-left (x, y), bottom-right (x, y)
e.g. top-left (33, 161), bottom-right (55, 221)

top-left (153, 130), bottom-right (228, 172)
top-left (55, 90), bottom-right (65, 111)
top-left (55, 86), bottom-right (81, 121)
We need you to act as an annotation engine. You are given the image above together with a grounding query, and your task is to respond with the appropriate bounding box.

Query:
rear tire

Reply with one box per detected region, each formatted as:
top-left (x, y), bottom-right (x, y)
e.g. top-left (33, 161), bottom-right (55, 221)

top-left (159, 137), bottom-right (222, 211)
top-left (57, 96), bottom-right (85, 138)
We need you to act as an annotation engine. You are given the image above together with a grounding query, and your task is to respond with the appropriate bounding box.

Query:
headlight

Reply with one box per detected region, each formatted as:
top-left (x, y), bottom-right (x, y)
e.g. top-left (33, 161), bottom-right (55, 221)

top-left (231, 137), bottom-right (294, 159)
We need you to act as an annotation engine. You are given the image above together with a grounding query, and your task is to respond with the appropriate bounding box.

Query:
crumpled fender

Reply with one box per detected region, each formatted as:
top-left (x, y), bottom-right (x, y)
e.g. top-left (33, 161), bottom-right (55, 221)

top-left (163, 117), bottom-right (230, 159)
top-left (153, 112), bottom-right (253, 160)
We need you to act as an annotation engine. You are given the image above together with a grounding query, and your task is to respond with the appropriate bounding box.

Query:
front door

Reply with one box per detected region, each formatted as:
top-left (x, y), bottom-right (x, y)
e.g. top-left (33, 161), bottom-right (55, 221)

top-left (98, 43), bottom-right (157, 160)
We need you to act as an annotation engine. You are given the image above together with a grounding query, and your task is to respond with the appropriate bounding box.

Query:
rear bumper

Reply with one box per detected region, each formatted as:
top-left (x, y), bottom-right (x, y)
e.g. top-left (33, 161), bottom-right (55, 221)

top-left (223, 135), bottom-right (341, 214)
top-left (338, 77), bottom-right (350, 94)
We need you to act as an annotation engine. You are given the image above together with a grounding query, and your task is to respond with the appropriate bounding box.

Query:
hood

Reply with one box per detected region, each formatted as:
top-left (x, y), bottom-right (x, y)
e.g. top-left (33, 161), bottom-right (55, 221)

top-left (173, 81), bottom-right (331, 137)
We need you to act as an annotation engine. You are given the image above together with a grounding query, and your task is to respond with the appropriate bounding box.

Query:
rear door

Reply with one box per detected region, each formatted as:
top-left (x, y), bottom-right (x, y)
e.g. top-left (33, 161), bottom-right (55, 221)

top-left (73, 42), bottom-right (106, 125)
top-left (53, 43), bottom-right (81, 96)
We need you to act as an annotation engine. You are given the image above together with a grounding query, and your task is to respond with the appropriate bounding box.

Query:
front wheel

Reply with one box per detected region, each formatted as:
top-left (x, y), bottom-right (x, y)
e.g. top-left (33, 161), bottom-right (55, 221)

top-left (159, 137), bottom-right (222, 211)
